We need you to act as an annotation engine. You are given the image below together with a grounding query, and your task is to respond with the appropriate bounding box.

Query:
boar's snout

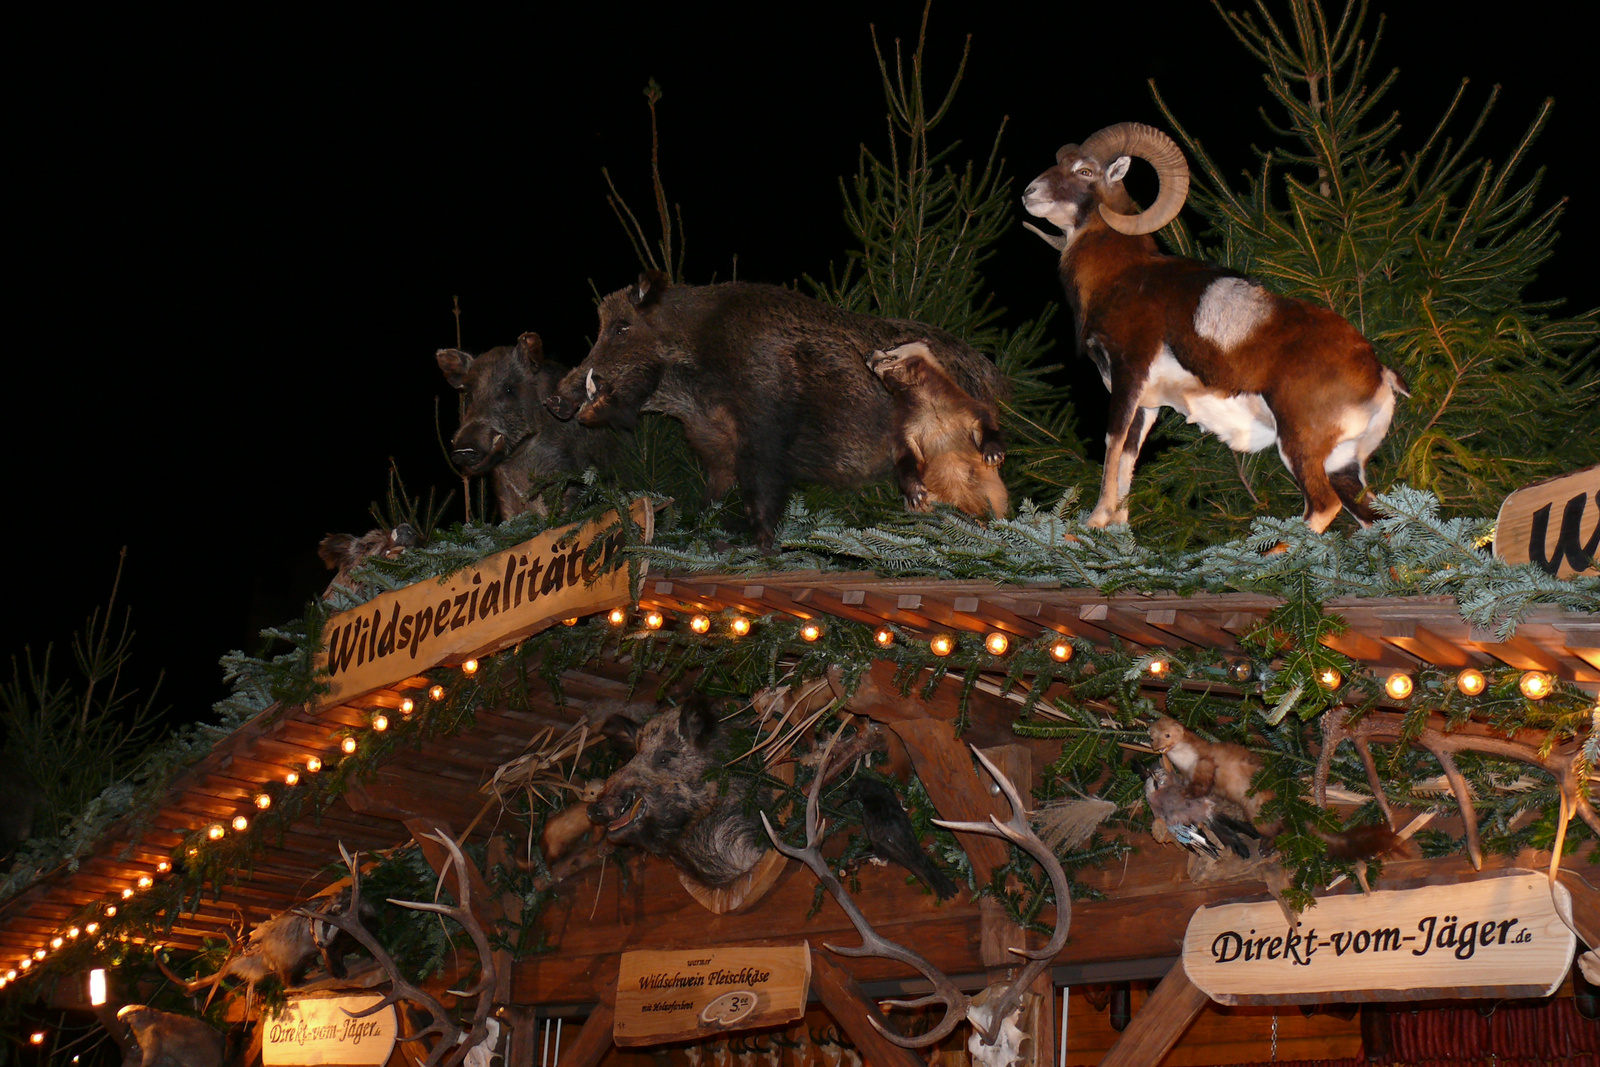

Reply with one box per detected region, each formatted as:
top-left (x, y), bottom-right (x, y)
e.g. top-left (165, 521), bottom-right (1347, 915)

top-left (448, 423), bottom-right (514, 475)
top-left (589, 789), bottom-right (644, 835)
top-left (544, 394), bottom-right (577, 421)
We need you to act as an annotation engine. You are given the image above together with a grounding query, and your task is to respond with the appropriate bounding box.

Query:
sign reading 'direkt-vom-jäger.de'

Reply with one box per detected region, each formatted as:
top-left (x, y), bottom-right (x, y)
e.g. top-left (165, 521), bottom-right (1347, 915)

top-left (262, 995), bottom-right (396, 1066)
top-left (614, 945), bottom-right (812, 1046)
top-left (1183, 871), bottom-right (1576, 1005)
top-left (314, 502), bottom-right (652, 709)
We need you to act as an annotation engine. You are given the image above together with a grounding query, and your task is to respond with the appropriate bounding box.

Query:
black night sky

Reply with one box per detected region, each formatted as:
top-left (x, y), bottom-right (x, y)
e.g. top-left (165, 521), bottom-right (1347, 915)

top-left (8, 4), bottom-right (1595, 723)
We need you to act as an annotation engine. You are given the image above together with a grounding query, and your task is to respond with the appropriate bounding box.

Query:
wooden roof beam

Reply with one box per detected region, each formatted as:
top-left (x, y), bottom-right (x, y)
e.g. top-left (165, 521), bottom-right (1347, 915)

top-left (1555, 624), bottom-right (1600, 672)
top-left (1143, 608), bottom-right (1240, 651)
top-left (1379, 620), bottom-right (1490, 669)
top-left (1079, 603), bottom-right (1175, 648)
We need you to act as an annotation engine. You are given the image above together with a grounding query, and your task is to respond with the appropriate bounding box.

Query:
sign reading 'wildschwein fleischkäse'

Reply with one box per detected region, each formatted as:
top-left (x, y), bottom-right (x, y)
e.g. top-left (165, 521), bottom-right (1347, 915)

top-left (314, 504), bottom-right (651, 709)
top-left (614, 945), bottom-right (812, 1046)
top-left (1183, 871), bottom-right (1576, 1005)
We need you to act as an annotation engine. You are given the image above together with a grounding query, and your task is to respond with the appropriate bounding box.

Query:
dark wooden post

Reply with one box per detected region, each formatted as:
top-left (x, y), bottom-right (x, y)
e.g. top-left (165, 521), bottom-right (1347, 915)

top-left (1098, 963), bottom-right (1209, 1067)
top-left (809, 948), bottom-right (926, 1067)
top-left (561, 956), bottom-right (621, 1067)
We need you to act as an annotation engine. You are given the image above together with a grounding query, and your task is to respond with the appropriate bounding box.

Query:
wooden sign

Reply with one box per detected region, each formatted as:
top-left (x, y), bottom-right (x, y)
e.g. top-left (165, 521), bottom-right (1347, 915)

top-left (1495, 464), bottom-right (1599, 578)
top-left (1183, 872), bottom-right (1576, 1005)
top-left (314, 502), bottom-right (652, 709)
top-left (262, 994), bottom-right (397, 1066)
top-left (613, 944), bottom-right (812, 1046)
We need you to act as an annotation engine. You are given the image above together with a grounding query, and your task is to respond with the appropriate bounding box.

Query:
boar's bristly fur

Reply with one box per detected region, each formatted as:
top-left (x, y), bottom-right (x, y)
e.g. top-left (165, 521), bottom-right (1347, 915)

top-left (546, 271), bottom-right (1007, 547)
top-left (587, 696), bottom-right (766, 887)
top-left (438, 331), bottom-right (617, 520)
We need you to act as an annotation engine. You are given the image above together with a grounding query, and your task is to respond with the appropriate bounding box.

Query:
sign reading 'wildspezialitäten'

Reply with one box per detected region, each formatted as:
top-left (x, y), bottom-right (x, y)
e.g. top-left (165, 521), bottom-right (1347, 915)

top-left (314, 503), bottom-right (651, 709)
top-left (262, 995), bottom-right (396, 1066)
top-left (1183, 871), bottom-right (1575, 1005)
top-left (614, 945), bottom-right (812, 1046)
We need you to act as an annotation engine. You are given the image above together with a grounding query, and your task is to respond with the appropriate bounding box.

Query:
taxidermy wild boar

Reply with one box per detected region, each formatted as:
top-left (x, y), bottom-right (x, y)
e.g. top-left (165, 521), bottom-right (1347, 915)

top-left (156, 889), bottom-right (370, 1007)
top-left (544, 271), bottom-right (1007, 547)
top-left (588, 696), bottom-right (767, 886)
top-left (438, 331), bottom-right (618, 519)
top-left (116, 1004), bottom-right (225, 1067)
top-left (318, 523), bottom-right (418, 600)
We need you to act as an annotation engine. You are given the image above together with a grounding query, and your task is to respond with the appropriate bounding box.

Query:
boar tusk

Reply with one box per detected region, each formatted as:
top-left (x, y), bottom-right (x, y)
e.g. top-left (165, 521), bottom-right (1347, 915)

top-left (585, 368), bottom-right (597, 400)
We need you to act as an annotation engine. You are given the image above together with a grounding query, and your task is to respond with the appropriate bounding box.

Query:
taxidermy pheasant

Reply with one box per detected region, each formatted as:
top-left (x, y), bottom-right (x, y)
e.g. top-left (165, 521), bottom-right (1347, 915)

top-left (1140, 762), bottom-right (1262, 860)
top-left (846, 776), bottom-right (960, 900)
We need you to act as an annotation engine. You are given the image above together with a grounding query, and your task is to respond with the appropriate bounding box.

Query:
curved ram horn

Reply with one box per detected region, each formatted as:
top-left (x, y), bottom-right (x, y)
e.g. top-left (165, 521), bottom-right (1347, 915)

top-left (1080, 122), bottom-right (1190, 236)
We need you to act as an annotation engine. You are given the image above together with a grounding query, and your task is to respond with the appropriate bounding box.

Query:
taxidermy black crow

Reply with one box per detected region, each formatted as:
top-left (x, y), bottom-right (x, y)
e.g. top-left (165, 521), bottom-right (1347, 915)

top-left (1140, 762), bottom-right (1262, 860)
top-left (846, 776), bottom-right (960, 900)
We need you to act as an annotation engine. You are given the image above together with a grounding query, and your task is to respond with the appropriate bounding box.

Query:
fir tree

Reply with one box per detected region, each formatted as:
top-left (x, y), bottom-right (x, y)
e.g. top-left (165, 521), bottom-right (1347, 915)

top-left (1130, 0), bottom-right (1600, 546)
top-left (810, 6), bottom-right (1082, 506)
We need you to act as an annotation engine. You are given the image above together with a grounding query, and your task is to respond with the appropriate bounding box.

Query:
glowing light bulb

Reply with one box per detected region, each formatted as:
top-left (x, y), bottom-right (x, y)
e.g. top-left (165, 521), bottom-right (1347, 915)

top-left (1049, 639), bottom-right (1073, 663)
top-left (689, 614), bottom-right (711, 634)
top-left (371, 714), bottom-right (389, 732)
top-left (103, 906), bottom-right (116, 918)
top-left (85, 924), bottom-right (98, 936)
top-left (1316, 667), bottom-right (1343, 690)
top-left (984, 632), bottom-right (1009, 656)
top-left (399, 697), bottom-right (414, 715)
top-left (1456, 668), bottom-right (1486, 696)
top-left (20, 959), bottom-right (33, 970)
top-left (643, 610), bottom-right (664, 630)
top-left (1147, 658), bottom-right (1169, 677)
top-left (67, 927), bottom-right (79, 939)
top-left (155, 860), bottom-right (171, 873)
top-left (89, 968), bottom-right (106, 1005)
top-left (30, 1032), bottom-right (45, 1045)
top-left (461, 659), bottom-right (479, 675)
top-left (284, 770), bottom-right (300, 787)
top-left (874, 628), bottom-right (895, 647)
top-left (1519, 671), bottom-right (1553, 700)
top-left (930, 634), bottom-right (954, 657)
top-left (729, 616), bottom-right (751, 637)
top-left (136, 875), bottom-right (152, 889)
top-left (207, 824), bottom-right (225, 841)
top-left (341, 736), bottom-right (358, 755)
top-left (121, 888), bottom-right (134, 899)
top-left (608, 607), bottom-right (627, 626)
top-left (50, 937), bottom-right (63, 949)
top-left (305, 756), bottom-right (322, 773)
top-left (1385, 672), bottom-right (1414, 700)
top-left (5, 969), bottom-right (15, 979)
top-left (34, 949), bottom-right (46, 960)
top-left (562, 617), bottom-right (578, 626)
top-left (231, 816), bottom-right (249, 832)
top-left (800, 623), bottom-right (821, 642)
top-left (428, 684), bottom-right (445, 701)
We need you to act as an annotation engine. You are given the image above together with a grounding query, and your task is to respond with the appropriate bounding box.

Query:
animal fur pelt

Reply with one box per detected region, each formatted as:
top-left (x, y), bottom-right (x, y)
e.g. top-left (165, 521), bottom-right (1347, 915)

top-left (117, 1004), bottom-right (225, 1067)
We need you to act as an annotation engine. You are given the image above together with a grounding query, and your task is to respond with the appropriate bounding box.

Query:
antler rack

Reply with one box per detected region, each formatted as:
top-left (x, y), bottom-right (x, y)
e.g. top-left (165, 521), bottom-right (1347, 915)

top-left (300, 832), bottom-right (498, 1067)
top-left (1315, 708), bottom-right (1599, 872)
top-left (761, 729), bottom-right (1072, 1049)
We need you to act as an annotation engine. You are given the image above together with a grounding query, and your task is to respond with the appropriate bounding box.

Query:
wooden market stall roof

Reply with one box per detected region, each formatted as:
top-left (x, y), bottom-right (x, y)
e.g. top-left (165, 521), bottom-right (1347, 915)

top-left (0, 574), bottom-right (1595, 976)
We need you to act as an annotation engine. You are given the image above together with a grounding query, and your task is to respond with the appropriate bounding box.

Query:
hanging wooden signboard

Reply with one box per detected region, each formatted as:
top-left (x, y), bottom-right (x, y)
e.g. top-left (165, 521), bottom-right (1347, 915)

top-left (1494, 464), bottom-right (1599, 578)
top-left (1183, 871), bottom-right (1576, 1005)
top-left (261, 994), bottom-right (397, 1066)
top-left (314, 501), bottom-right (653, 709)
top-left (613, 944), bottom-right (812, 1046)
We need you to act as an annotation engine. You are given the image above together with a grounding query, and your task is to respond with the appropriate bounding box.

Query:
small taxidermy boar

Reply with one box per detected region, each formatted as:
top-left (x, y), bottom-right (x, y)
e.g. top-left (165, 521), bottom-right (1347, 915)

top-left (867, 341), bottom-right (1008, 519)
top-left (318, 523), bottom-right (418, 599)
top-left (588, 696), bottom-right (767, 887)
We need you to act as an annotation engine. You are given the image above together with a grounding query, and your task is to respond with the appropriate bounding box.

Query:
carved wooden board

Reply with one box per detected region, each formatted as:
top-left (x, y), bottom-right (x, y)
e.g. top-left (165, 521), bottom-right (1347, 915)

top-left (1183, 872), bottom-right (1576, 1005)
top-left (613, 944), bottom-right (811, 1046)
top-left (262, 994), bottom-right (397, 1065)
top-left (1494, 464), bottom-right (1599, 578)
top-left (314, 502), bottom-right (652, 709)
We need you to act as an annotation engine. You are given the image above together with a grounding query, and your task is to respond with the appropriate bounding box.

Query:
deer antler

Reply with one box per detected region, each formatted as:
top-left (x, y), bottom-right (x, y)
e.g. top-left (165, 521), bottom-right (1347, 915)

top-left (761, 727), bottom-right (971, 1049)
top-left (298, 837), bottom-right (498, 1067)
top-left (932, 745), bottom-right (1073, 1047)
top-left (1315, 709), bottom-right (1599, 872)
